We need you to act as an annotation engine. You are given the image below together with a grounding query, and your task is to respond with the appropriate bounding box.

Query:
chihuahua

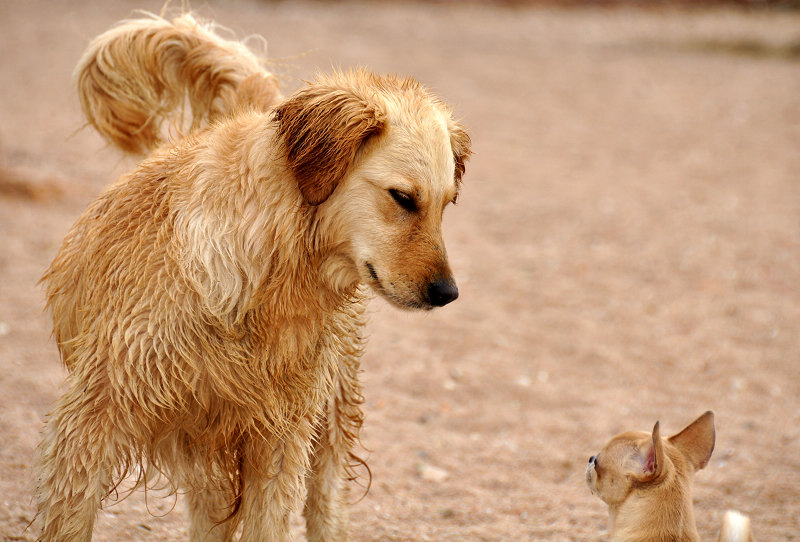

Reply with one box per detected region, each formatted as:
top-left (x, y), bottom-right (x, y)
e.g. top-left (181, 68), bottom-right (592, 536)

top-left (586, 411), bottom-right (754, 542)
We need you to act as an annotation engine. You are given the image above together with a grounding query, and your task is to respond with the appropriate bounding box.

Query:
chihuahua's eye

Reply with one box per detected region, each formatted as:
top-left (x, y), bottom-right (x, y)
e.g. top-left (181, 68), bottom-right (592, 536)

top-left (389, 189), bottom-right (417, 212)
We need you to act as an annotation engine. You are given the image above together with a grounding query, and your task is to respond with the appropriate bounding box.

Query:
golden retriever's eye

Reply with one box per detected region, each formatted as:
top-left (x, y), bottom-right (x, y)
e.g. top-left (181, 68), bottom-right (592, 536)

top-left (389, 189), bottom-right (417, 212)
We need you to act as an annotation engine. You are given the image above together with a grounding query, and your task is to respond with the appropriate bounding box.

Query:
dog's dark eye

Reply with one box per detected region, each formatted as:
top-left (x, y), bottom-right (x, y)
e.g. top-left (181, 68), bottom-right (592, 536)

top-left (389, 189), bottom-right (417, 212)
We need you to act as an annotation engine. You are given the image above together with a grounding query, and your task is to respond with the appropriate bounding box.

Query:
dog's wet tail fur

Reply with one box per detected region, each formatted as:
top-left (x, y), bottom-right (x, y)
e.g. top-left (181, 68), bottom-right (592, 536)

top-left (75, 12), bottom-right (282, 154)
top-left (718, 510), bottom-right (755, 542)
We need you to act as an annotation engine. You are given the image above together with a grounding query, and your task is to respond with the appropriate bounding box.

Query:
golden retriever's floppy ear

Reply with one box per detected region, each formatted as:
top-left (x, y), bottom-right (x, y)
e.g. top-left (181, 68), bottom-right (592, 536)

top-left (273, 81), bottom-right (386, 205)
top-left (448, 119), bottom-right (472, 189)
top-left (668, 411), bottom-right (715, 472)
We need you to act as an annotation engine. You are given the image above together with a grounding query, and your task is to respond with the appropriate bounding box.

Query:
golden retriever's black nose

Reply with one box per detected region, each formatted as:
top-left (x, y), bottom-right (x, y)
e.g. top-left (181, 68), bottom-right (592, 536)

top-left (427, 279), bottom-right (458, 306)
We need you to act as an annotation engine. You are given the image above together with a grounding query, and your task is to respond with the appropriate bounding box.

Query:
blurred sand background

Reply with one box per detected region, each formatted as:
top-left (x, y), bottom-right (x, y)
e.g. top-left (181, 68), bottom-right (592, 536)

top-left (1, 1), bottom-right (799, 540)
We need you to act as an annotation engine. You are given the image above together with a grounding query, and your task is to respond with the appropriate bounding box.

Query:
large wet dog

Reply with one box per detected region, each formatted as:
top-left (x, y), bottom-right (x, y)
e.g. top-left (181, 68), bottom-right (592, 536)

top-left (35, 13), bottom-right (470, 541)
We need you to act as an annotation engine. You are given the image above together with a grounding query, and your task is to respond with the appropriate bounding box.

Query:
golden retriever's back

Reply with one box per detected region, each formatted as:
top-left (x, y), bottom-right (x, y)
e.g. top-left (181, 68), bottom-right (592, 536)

top-left (44, 153), bottom-right (180, 370)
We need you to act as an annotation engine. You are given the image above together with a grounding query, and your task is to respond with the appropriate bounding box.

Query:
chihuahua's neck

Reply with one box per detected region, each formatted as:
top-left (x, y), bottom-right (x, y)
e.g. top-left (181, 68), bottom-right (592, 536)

top-left (608, 481), bottom-right (699, 542)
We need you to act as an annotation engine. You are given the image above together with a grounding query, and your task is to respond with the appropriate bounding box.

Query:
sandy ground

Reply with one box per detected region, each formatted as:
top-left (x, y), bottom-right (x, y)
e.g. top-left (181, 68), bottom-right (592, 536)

top-left (1, 1), bottom-right (799, 540)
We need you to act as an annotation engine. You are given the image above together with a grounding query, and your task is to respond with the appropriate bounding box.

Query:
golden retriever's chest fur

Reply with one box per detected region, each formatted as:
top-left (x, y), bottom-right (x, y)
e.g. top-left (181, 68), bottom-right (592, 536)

top-left (43, 144), bottom-right (364, 447)
top-left (179, 309), bottom-right (352, 430)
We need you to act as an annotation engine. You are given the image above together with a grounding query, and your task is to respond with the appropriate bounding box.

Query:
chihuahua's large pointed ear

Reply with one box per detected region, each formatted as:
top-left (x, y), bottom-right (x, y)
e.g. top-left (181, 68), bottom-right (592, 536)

top-left (273, 83), bottom-right (386, 205)
top-left (633, 421), bottom-right (665, 483)
top-left (669, 411), bottom-right (715, 472)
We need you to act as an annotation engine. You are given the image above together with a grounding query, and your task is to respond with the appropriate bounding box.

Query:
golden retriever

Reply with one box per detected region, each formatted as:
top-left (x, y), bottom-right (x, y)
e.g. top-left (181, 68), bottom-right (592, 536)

top-left (35, 13), bottom-right (470, 542)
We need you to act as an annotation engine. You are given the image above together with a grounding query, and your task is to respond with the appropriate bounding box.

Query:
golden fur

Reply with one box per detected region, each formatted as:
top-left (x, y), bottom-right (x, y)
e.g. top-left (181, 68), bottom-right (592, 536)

top-left (35, 13), bottom-right (470, 541)
top-left (586, 412), bottom-right (755, 542)
top-left (75, 12), bottom-right (283, 153)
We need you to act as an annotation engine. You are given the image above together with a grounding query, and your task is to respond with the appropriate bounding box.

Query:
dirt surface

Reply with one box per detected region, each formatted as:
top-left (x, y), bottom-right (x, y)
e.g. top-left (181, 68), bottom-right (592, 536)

top-left (1, 1), bottom-right (799, 540)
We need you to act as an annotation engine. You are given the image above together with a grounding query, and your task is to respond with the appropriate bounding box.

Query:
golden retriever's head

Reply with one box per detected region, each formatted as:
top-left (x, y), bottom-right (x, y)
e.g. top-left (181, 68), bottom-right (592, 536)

top-left (273, 70), bottom-right (471, 310)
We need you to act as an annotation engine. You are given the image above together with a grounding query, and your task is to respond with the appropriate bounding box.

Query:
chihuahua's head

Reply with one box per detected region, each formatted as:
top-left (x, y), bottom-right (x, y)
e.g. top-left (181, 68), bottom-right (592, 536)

top-left (585, 412), bottom-right (715, 541)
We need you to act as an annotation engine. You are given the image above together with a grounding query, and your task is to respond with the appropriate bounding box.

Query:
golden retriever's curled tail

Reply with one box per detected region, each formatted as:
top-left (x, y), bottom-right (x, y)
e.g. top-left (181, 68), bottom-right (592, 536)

top-left (75, 12), bottom-right (282, 154)
top-left (718, 510), bottom-right (755, 542)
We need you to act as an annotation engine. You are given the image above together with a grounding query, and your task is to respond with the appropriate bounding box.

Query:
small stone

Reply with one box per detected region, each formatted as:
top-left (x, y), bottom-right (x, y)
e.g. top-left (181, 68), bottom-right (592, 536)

top-left (441, 508), bottom-right (456, 519)
top-left (417, 463), bottom-right (448, 482)
top-left (516, 375), bottom-right (531, 387)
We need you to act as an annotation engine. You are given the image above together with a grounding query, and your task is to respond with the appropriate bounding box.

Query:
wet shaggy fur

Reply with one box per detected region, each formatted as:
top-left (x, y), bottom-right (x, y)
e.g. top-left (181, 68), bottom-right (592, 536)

top-left (75, 12), bottom-right (283, 153)
top-left (35, 13), bottom-right (470, 542)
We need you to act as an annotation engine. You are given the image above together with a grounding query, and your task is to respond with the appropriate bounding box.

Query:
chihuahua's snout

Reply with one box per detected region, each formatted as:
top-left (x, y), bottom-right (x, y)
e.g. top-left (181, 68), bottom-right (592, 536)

top-left (589, 455), bottom-right (596, 464)
top-left (427, 277), bottom-right (458, 307)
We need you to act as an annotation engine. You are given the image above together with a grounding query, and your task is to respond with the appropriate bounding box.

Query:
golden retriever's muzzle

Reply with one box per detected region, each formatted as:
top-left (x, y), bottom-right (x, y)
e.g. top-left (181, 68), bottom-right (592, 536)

top-left (363, 261), bottom-right (458, 310)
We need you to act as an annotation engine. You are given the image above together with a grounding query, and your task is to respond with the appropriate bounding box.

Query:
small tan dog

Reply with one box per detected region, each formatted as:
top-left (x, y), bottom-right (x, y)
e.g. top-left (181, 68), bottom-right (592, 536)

top-left (586, 411), bottom-right (755, 542)
top-left (35, 12), bottom-right (470, 542)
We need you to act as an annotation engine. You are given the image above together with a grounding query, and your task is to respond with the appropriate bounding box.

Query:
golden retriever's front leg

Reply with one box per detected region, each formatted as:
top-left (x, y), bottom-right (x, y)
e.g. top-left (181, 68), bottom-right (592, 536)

top-left (238, 428), bottom-right (315, 541)
top-left (303, 415), bottom-right (350, 542)
top-left (186, 485), bottom-right (236, 542)
top-left (303, 365), bottom-right (366, 542)
top-left (168, 435), bottom-right (236, 542)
